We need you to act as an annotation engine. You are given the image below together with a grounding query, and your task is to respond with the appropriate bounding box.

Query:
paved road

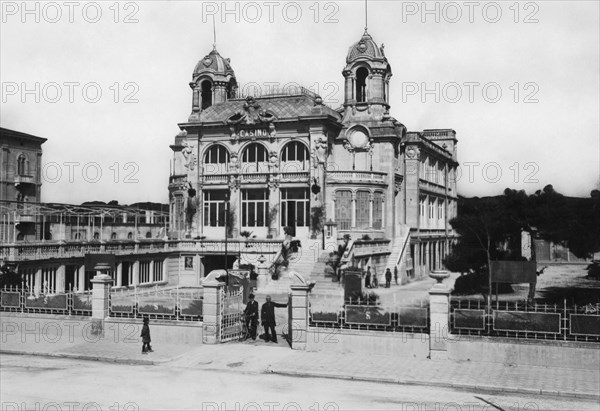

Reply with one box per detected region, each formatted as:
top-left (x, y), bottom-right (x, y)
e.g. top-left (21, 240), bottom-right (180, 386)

top-left (1, 355), bottom-right (596, 411)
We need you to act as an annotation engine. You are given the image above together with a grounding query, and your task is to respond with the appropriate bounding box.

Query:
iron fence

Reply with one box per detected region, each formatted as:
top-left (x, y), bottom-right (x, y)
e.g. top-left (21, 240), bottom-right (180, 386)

top-left (309, 295), bottom-right (429, 334)
top-left (109, 286), bottom-right (203, 322)
top-left (0, 285), bottom-right (92, 316)
top-left (450, 299), bottom-right (600, 343)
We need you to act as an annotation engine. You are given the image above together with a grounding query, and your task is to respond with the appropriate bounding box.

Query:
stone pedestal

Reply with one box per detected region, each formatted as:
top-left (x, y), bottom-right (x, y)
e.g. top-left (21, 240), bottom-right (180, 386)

top-left (91, 274), bottom-right (113, 336)
top-left (428, 276), bottom-right (451, 360)
top-left (289, 284), bottom-right (311, 350)
top-left (202, 280), bottom-right (223, 344)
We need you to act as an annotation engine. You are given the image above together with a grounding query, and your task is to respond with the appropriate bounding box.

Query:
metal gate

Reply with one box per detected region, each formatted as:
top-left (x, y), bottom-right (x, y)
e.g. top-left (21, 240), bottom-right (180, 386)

top-left (220, 287), bottom-right (244, 342)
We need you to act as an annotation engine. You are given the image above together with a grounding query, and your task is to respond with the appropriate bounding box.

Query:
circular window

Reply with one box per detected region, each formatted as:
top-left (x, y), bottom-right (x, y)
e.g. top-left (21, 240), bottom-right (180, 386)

top-left (347, 127), bottom-right (370, 149)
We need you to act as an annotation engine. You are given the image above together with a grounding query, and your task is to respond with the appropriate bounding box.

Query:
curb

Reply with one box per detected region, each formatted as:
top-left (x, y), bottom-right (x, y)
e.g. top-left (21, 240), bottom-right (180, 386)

top-left (268, 368), bottom-right (600, 401)
top-left (0, 349), bottom-right (165, 366)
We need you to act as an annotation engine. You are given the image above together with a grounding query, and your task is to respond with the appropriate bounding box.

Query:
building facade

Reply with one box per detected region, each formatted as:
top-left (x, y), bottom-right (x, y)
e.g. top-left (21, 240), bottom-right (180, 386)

top-left (0, 127), bottom-right (47, 242)
top-left (169, 30), bottom-right (459, 278)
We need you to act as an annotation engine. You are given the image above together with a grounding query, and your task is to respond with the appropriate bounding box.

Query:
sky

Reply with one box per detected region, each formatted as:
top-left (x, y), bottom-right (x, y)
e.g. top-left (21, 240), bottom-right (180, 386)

top-left (1, 0), bottom-right (599, 204)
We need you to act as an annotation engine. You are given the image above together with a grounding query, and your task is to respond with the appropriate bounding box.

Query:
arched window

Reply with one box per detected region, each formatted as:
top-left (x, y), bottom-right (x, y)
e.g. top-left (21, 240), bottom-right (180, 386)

top-left (204, 145), bottom-right (229, 174)
top-left (356, 191), bottom-right (370, 229)
top-left (241, 143), bottom-right (268, 173)
top-left (127, 232), bottom-right (133, 240)
top-left (227, 79), bottom-right (237, 100)
top-left (280, 142), bottom-right (309, 172)
top-left (111, 232), bottom-right (117, 240)
top-left (145, 232), bottom-right (152, 239)
top-left (201, 80), bottom-right (212, 110)
top-left (373, 192), bottom-right (383, 229)
top-left (335, 190), bottom-right (352, 231)
top-left (356, 67), bottom-right (369, 103)
top-left (93, 232), bottom-right (100, 240)
top-left (17, 154), bottom-right (28, 176)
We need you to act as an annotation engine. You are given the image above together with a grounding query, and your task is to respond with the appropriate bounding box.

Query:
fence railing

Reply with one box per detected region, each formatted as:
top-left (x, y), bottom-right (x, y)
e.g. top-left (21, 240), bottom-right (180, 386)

top-left (0, 286), bottom-right (92, 316)
top-left (309, 295), bottom-right (429, 334)
top-left (450, 299), bottom-right (600, 343)
top-left (109, 286), bottom-right (203, 322)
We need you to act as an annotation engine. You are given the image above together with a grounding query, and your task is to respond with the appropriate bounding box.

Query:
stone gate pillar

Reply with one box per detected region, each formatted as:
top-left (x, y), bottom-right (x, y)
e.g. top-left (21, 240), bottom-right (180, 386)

top-left (428, 270), bottom-right (451, 360)
top-left (289, 284), bottom-right (311, 350)
top-left (202, 279), bottom-right (223, 344)
top-left (91, 273), bottom-right (112, 336)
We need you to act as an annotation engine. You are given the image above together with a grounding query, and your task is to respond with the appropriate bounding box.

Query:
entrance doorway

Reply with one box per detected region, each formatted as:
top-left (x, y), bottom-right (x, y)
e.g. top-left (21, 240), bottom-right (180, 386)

top-left (281, 188), bottom-right (309, 238)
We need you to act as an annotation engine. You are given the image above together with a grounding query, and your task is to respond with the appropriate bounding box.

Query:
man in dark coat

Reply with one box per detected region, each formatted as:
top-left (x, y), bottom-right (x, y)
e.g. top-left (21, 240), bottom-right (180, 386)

top-left (243, 293), bottom-right (259, 340)
top-left (260, 295), bottom-right (287, 343)
top-left (385, 268), bottom-right (392, 288)
top-left (141, 317), bottom-right (153, 354)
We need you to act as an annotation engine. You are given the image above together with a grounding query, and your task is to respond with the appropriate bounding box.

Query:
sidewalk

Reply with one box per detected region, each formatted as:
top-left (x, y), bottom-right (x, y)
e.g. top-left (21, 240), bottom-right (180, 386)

top-left (267, 351), bottom-right (600, 400)
top-left (0, 333), bottom-right (194, 365)
top-left (2, 332), bottom-right (598, 400)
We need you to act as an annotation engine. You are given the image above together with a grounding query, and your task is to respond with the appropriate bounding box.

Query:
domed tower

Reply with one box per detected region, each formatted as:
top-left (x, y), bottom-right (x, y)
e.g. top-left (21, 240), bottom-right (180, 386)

top-left (189, 46), bottom-right (237, 121)
top-left (342, 29), bottom-right (392, 123)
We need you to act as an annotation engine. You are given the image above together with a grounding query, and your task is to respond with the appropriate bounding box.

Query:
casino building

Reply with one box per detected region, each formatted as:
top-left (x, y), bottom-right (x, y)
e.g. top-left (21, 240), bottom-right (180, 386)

top-left (168, 29), bottom-right (459, 281)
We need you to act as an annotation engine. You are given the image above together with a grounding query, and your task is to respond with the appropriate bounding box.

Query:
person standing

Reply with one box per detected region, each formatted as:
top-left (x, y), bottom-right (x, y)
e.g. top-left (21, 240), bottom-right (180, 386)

top-left (244, 293), bottom-right (259, 340)
top-left (141, 317), bottom-right (153, 354)
top-left (385, 268), bottom-right (392, 288)
top-left (260, 295), bottom-right (287, 343)
top-left (372, 267), bottom-right (379, 288)
top-left (394, 266), bottom-right (399, 285)
top-left (365, 266), bottom-right (372, 289)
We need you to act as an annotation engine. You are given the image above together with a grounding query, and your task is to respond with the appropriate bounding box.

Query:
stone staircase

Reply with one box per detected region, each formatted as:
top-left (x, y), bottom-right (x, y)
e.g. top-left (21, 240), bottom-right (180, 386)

top-left (258, 237), bottom-right (342, 295)
top-left (388, 226), bottom-right (411, 273)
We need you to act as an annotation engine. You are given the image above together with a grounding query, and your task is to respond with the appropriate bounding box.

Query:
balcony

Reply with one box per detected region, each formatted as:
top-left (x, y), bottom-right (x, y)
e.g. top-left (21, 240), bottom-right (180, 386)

top-left (0, 239), bottom-right (283, 262)
top-left (15, 214), bottom-right (35, 223)
top-left (280, 171), bottom-right (309, 183)
top-left (202, 174), bottom-right (229, 184)
top-left (419, 179), bottom-right (447, 196)
top-left (14, 175), bottom-right (35, 185)
top-left (327, 171), bottom-right (387, 185)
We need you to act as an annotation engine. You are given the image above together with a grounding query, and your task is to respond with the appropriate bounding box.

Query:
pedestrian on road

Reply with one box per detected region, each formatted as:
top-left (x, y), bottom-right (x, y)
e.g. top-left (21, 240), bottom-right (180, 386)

top-left (260, 295), bottom-right (287, 343)
top-left (141, 317), bottom-right (153, 354)
top-left (244, 293), bottom-right (259, 340)
top-left (385, 268), bottom-right (392, 288)
top-left (372, 268), bottom-right (379, 288)
top-left (365, 267), bottom-right (372, 289)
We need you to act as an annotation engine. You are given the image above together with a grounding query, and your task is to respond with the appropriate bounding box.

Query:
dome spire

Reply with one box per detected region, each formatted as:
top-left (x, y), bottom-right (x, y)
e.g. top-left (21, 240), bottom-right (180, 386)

top-left (212, 14), bottom-right (217, 51)
top-left (364, 0), bottom-right (368, 32)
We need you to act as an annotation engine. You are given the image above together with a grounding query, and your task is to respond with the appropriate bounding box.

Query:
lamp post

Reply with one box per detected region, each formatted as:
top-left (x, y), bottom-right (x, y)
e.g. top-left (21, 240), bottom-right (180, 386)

top-left (224, 188), bottom-right (230, 286)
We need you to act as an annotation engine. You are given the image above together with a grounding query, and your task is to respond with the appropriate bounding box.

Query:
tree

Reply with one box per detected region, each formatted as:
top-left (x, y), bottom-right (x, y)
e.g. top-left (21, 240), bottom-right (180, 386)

top-left (0, 264), bottom-right (22, 289)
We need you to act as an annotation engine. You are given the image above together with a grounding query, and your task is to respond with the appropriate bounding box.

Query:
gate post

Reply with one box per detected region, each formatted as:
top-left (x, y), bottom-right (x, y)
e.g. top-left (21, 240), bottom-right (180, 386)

top-left (428, 271), bottom-right (451, 360)
top-left (91, 274), bottom-right (112, 336)
top-left (289, 284), bottom-right (311, 350)
top-left (202, 279), bottom-right (223, 344)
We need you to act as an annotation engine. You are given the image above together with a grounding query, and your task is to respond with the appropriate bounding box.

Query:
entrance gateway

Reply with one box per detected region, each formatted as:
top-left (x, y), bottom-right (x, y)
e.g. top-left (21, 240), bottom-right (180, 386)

top-left (220, 287), bottom-right (244, 342)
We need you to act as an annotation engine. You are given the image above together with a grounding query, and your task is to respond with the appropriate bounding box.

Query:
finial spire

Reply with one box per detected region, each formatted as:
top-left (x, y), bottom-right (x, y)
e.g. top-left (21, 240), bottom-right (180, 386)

top-left (365, 0), bottom-right (368, 32)
top-left (212, 14), bottom-right (217, 50)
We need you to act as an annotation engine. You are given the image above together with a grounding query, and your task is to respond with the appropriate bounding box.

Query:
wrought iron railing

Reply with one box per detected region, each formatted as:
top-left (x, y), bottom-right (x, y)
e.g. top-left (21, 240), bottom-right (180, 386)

top-left (309, 294), bottom-right (429, 334)
top-left (0, 286), bottom-right (92, 316)
top-left (109, 286), bottom-right (203, 322)
top-left (450, 299), bottom-right (600, 343)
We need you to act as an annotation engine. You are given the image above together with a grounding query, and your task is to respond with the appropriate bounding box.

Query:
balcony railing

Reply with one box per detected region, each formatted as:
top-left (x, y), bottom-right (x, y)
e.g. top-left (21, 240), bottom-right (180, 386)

top-left (327, 171), bottom-right (387, 184)
top-left (351, 239), bottom-right (392, 257)
top-left (14, 175), bottom-right (36, 185)
top-left (0, 239), bottom-right (283, 262)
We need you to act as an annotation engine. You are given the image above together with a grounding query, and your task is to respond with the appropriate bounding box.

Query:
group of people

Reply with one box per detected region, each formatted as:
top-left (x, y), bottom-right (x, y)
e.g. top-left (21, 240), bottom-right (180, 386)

top-left (243, 294), bottom-right (287, 343)
top-left (364, 266), bottom-right (399, 289)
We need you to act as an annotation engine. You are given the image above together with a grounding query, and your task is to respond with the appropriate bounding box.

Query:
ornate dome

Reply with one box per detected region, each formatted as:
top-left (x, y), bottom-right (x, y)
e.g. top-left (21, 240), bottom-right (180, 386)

top-left (346, 29), bottom-right (386, 64)
top-left (192, 47), bottom-right (235, 80)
